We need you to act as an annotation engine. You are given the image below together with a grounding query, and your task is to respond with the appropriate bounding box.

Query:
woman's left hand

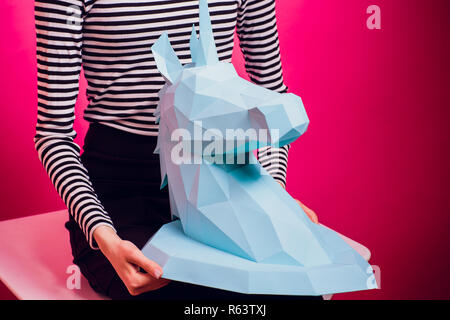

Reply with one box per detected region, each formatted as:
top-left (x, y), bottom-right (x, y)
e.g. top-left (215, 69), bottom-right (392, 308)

top-left (295, 199), bottom-right (319, 224)
top-left (278, 182), bottom-right (319, 224)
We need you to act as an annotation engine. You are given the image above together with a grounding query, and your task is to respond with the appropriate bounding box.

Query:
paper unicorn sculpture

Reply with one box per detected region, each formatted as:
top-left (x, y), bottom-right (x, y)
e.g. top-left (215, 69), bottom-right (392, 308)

top-left (142, 0), bottom-right (376, 295)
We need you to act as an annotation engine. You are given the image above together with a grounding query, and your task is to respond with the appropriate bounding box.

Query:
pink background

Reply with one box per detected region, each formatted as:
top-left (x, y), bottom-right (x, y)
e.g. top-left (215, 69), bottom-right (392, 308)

top-left (0, 0), bottom-right (449, 299)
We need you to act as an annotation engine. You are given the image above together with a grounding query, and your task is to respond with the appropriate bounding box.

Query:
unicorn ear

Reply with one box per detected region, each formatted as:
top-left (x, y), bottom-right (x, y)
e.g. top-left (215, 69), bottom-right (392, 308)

top-left (190, 0), bottom-right (219, 66)
top-left (190, 24), bottom-right (199, 64)
top-left (151, 32), bottom-right (183, 84)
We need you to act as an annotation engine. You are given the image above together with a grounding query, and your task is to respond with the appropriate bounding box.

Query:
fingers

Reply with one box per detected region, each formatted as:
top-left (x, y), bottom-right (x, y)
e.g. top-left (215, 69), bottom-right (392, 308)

top-left (276, 182), bottom-right (319, 225)
top-left (303, 205), bottom-right (318, 224)
top-left (135, 276), bottom-right (171, 295)
top-left (278, 182), bottom-right (319, 225)
top-left (296, 199), bottom-right (319, 224)
top-left (127, 270), bottom-right (171, 296)
top-left (308, 211), bottom-right (319, 224)
top-left (120, 259), bottom-right (170, 296)
top-left (124, 271), bottom-right (171, 296)
top-left (126, 248), bottom-right (164, 279)
top-left (105, 239), bottom-right (170, 296)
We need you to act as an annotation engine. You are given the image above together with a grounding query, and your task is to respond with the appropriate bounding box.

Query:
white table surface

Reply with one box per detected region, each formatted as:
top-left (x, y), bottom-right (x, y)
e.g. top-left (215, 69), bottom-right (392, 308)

top-left (0, 210), bottom-right (370, 300)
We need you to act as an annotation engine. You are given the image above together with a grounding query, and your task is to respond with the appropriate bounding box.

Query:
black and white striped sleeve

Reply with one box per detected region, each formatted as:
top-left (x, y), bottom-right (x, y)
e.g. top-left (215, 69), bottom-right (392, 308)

top-left (34, 0), bottom-right (116, 249)
top-left (236, 0), bottom-right (291, 188)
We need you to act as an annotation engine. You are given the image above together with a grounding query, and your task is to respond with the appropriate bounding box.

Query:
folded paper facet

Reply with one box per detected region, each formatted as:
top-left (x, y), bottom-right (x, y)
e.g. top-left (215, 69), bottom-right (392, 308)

top-left (142, 0), bottom-right (376, 295)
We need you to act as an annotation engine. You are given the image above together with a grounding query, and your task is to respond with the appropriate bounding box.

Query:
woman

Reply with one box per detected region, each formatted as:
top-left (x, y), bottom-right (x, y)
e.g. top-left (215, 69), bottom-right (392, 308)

top-left (34, 0), bottom-right (318, 300)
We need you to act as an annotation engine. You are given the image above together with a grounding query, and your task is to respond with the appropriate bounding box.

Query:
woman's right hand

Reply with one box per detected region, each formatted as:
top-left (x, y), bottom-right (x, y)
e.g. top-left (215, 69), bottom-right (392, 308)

top-left (93, 225), bottom-right (171, 296)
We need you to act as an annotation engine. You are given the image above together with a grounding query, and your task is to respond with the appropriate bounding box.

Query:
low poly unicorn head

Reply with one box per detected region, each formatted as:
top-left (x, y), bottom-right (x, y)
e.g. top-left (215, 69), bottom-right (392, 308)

top-left (151, 0), bottom-right (310, 172)
top-left (143, 2), bottom-right (375, 296)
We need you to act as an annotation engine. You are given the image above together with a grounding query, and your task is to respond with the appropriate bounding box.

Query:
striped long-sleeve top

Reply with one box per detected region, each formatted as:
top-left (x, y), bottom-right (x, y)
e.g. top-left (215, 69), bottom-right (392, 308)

top-left (34, 0), bottom-right (291, 249)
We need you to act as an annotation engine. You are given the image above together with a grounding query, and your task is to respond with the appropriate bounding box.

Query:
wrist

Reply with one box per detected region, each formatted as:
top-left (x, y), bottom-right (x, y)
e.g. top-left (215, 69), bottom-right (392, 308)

top-left (93, 225), bottom-right (121, 256)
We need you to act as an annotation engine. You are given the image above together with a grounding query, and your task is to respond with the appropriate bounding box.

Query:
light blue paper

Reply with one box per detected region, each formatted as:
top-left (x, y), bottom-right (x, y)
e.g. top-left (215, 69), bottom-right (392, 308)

top-left (142, 0), bottom-right (376, 295)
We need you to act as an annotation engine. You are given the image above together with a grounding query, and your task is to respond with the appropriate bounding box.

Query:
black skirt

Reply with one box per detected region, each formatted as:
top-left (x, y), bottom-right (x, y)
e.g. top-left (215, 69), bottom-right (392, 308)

top-left (65, 122), bottom-right (321, 300)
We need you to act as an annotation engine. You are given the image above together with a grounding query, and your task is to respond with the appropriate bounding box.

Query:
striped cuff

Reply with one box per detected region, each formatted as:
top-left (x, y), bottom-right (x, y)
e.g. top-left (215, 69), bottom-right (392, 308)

top-left (257, 144), bottom-right (291, 187)
top-left (87, 219), bottom-right (117, 250)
